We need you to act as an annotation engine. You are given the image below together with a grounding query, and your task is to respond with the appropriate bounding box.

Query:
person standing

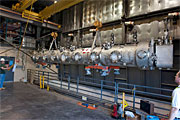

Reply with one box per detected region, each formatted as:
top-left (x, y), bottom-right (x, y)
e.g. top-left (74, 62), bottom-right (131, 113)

top-left (169, 71), bottom-right (180, 120)
top-left (0, 58), bottom-right (9, 90)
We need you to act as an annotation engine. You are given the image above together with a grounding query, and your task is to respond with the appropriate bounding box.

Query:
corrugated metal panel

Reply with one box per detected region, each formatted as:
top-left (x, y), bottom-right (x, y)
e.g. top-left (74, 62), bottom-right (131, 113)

top-left (72, 35), bottom-right (78, 46)
top-left (62, 9), bottom-right (68, 32)
top-left (101, 30), bottom-right (112, 44)
top-left (69, 7), bottom-right (74, 31)
top-left (128, 0), bottom-right (180, 17)
top-left (127, 20), bottom-right (180, 43)
top-left (82, 0), bottom-right (123, 28)
top-left (82, 27), bottom-right (123, 47)
top-left (82, 33), bottom-right (94, 47)
top-left (62, 3), bottom-right (82, 32)
top-left (127, 68), bottom-right (145, 91)
top-left (113, 0), bottom-right (123, 21)
top-left (74, 4), bottom-right (82, 30)
top-left (145, 70), bottom-right (161, 93)
top-left (22, 37), bottom-right (36, 48)
top-left (113, 28), bottom-right (123, 44)
top-left (100, 28), bottom-right (123, 45)
top-left (102, 0), bottom-right (113, 23)
top-left (59, 64), bottom-right (178, 93)
top-left (82, 0), bottom-right (97, 28)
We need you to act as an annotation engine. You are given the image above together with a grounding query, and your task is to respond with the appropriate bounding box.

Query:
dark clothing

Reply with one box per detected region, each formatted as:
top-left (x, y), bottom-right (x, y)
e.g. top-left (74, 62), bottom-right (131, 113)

top-left (0, 64), bottom-right (6, 74)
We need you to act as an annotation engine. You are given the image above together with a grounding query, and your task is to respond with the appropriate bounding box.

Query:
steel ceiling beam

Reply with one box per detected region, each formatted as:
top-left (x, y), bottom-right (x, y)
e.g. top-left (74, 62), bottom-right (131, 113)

top-left (39, 0), bottom-right (84, 19)
top-left (12, 0), bottom-right (37, 12)
top-left (0, 5), bottom-right (60, 31)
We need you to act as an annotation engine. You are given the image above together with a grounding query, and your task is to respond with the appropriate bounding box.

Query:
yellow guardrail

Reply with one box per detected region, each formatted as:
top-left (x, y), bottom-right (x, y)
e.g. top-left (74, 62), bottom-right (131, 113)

top-left (39, 75), bottom-right (50, 91)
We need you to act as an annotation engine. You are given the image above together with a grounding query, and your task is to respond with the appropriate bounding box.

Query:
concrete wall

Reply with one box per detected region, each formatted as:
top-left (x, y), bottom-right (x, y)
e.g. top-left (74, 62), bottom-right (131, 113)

top-left (0, 46), bottom-right (58, 82)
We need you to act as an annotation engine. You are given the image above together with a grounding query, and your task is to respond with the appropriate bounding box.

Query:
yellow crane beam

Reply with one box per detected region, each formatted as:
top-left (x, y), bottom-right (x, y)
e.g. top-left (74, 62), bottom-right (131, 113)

top-left (12, 0), bottom-right (37, 12)
top-left (39, 0), bottom-right (84, 20)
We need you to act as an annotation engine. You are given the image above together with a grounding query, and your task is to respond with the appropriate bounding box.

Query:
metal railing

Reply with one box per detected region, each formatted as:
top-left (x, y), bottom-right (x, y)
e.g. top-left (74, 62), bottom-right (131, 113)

top-left (27, 69), bottom-right (173, 118)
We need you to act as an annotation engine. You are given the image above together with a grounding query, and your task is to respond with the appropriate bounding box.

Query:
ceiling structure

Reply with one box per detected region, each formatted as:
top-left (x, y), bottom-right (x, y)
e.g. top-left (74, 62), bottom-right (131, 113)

top-left (0, 0), bottom-right (59, 13)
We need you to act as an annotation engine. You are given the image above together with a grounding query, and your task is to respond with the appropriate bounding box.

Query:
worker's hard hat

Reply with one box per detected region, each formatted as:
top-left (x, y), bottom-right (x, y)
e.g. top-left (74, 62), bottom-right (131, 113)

top-left (0, 58), bottom-right (5, 61)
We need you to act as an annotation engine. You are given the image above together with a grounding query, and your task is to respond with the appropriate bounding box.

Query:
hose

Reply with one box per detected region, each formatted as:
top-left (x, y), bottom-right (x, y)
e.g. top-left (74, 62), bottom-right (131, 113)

top-left (0, 48), bottom-right (13, 54)
top-left (0, 36), bottom-right (58, 74)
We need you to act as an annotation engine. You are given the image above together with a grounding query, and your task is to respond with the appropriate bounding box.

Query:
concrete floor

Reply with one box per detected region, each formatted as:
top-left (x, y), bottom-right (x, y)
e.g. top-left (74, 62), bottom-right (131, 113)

top-left (0, 82), bottom-right (113, 120)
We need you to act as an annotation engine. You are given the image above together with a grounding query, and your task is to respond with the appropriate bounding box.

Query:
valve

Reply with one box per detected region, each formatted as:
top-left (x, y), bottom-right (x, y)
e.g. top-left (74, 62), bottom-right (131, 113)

top-left (101, 70), bottom-right (109, 76)
top-left (103, 42), bottom-right (112, 50)
top-left (114, 69), bottom-right (120, 75)
top-left (85, 68), bottom-right (91, 75)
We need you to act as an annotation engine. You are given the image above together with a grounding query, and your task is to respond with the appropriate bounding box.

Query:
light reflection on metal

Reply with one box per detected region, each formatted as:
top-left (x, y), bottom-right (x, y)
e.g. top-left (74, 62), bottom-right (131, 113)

top-left (110, 51), bottom-right (121, 63)
top-left (74, 53), bottom-right (82, 62)
top-left (33, 39), bottom-right (173, 70)
top-left (61, 53), bottom-right (67, 62)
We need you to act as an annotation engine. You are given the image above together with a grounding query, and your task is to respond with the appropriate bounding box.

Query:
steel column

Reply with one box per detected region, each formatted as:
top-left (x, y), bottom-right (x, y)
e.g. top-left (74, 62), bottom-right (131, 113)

top-left (133, 85), bottom-right (136, 109)
top-left (77, 76), bottom-right (79, 94)
top-left (117, 83), bottom-right (119, 103)
top-left (100, 80), bottom-right (103, 101)
top-left (68, 75), bottom-right (70, 90)
top-left (48, 72), bottom-right (49, 87)
top-left (114, 82), bottom-right (117, 103)
top-left (5, 19), bottom-right (8, 41)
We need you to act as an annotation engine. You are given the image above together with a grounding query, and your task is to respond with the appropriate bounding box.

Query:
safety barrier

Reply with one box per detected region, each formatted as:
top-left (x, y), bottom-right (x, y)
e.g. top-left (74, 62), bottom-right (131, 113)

top-left (27, 69), bottom-right (173, 118)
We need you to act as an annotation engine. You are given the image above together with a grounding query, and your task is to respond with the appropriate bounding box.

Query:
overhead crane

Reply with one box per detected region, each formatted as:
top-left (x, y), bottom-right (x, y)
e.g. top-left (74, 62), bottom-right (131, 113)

top-left (12, 0), bottom-right (37, 12)
top-left (12, 0), bottom-right (83, 26)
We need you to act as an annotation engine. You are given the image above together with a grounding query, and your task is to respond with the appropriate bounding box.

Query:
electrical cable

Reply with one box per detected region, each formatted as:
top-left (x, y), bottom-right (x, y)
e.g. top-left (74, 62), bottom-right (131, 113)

top-left (0, 36), bottom-right (31, 57)
top-left (36, 30), bottom-right (59, 41)
top-left (34, 32), bottom-right (53, 41)
top-left (17, 0), bottom-right (35, 58)
top-left (0, 36), bottom-right (58, 74)
top-left (0, 48), bottom-right (13, 54)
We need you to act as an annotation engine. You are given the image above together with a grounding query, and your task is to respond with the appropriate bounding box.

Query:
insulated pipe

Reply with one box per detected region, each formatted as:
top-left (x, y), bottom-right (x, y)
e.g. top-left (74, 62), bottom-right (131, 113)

top-left (168, 12), bottom-right (180, 18)
top-left (33, 40), bottom-right (173, 70)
